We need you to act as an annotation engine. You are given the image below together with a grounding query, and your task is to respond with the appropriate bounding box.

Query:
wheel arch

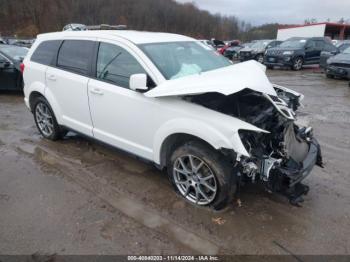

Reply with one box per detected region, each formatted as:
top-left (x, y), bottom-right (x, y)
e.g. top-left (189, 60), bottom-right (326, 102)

top-left (28, 87), bottom-right (63, 124)
top-left (158, 133), bottom-right (219, 169)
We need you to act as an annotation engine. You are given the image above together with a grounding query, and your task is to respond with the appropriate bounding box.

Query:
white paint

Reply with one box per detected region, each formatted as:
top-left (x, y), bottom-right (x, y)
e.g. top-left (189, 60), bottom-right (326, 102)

top-left (277, 24), bottom-right (326, 41)
top-left (24, 30), bottom-right (294, 166)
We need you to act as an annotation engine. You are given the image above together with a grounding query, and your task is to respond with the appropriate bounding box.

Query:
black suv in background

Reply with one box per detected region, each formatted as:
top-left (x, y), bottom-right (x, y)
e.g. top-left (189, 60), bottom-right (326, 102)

top-left (265, 37), bottom-right (333, 70)
top-left (239, 40), bottom-right (282, 63)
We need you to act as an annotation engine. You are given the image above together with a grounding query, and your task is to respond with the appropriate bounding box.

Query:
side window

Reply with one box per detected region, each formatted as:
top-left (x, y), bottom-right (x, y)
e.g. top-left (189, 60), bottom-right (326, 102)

top-left (57, 40), bottom-right (94, 75)
top-left (31, 40), bottom-right (61, 65)
top-left (96, 42), bottom-right (146, 88)
top-left (315, 40), bottom-right (325, 49)
top-left (306, 40), bottom-right (316, 49)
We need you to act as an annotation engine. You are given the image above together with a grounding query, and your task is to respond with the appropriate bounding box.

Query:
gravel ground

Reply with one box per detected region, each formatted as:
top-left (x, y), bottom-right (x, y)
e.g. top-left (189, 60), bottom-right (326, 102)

top-left (0, 69), bottom-right (349, 256)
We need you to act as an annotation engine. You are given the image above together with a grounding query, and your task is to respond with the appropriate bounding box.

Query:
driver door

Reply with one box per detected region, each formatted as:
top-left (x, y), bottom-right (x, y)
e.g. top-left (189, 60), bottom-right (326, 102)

top-left (88, 41), bottom-right (158, 160)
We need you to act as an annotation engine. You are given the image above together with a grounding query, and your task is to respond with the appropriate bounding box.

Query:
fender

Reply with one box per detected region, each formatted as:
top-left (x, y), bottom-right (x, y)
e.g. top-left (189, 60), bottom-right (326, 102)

top-left (152, 118), bottom-right (262, 164)
top-left (24, 80), bottom-right (45, 110)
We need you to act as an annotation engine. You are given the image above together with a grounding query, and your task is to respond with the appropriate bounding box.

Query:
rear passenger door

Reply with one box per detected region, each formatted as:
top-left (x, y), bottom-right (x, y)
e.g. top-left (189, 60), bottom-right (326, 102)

top-left (304, 40), bottom-right (318, 64)
top-left (314, 40), bottom-right (326, 62)
top-left (45, 39), bottom-right (95, 136)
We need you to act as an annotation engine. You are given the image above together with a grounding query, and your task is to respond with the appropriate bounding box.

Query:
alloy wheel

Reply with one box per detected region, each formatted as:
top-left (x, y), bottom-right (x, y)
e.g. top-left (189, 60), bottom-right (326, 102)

top-left (294, 58), bottom-right (303, 70)
top-left (173, 154), bottom-right (217, 205)
top-left (35, 102), bottom-right (54, 137)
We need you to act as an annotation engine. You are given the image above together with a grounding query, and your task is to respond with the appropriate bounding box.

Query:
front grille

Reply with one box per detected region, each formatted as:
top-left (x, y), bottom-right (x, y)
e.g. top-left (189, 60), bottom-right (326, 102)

top-left (330, 63), bottom-right (350, 69)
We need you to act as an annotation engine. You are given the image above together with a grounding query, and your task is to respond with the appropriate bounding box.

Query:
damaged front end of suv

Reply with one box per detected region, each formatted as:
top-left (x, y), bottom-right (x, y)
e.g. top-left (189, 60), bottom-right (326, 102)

top-left (146, 60), bottom-right (323, 206)
top-left (188, 84), bottom-right (323, 205)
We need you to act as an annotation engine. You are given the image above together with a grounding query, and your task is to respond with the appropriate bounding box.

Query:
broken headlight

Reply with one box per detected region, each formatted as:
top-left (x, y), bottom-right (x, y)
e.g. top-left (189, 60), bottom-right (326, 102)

top-left (238, 130), bottom-right (271, 158)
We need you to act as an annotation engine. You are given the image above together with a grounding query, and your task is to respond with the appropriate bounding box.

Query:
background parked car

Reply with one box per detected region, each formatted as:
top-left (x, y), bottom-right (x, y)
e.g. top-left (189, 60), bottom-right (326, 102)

top-left (211, 39), bottom-right (225, 50)
top-left (265, 37), bottom-right (332, 70)
top-left (199, 39), bottom-right (216, 50)
top-left (218, 40), bottom-right (242, 59)
top-left (62, 23), bottom-right (88, 31)
top-left (239, 40), bottom-right (282, 63)
top-left (325, 47), bottom-right (350, 79)
top-left (0, 44), bottom-right (28, 90)
top-left (223, 45), bottom-right (243, 60)
top-left (12, 39), bottom-right (35, 48)
top-left (320, 40), bottom-right (350, 69)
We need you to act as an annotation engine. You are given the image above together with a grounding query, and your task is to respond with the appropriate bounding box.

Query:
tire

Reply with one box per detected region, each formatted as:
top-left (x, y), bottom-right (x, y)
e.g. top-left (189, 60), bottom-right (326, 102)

top-left (256, 54), bottom-right (264, 64)
top-left (292, 57), bottom-right (303, 71)
top-left (32, 96), bottom-right (67, 141)
top-left (267, 65), bottom-right (274, 70)
top-left (167, 140), bottom-right (237, 210)
top-left (326, 73), bottom-right (334, 79)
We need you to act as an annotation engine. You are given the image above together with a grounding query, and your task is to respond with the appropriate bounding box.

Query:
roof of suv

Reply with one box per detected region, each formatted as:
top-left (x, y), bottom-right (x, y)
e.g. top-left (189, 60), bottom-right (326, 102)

top-left (37, 30), bottom-right (195, 44)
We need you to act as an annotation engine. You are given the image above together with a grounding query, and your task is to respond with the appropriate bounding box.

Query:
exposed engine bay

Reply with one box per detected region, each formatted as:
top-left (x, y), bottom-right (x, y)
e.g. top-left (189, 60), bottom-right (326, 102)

top-left (186, 85), bottom-right (323, 205)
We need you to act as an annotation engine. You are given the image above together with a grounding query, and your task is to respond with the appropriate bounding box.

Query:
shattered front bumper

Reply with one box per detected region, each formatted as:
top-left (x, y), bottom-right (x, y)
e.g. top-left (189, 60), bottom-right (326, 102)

top-left (274, 138), bottom-right (323, 205)
top-left (281, 138), bottom-right (323, 186)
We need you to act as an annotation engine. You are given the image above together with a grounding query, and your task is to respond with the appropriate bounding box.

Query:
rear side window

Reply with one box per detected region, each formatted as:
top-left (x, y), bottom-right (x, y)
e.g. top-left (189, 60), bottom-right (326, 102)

top-left (57, 40), bottom-right (94, 75)
top-left (31, 40), bottom-right (61, 65)
top-left (96, 42), bottom-right (146, 88)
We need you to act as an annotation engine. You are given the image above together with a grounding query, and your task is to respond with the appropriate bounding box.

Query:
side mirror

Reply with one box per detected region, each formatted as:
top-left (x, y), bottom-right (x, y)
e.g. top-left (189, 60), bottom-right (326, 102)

top-left (129, 73), bottom-right (148, 92)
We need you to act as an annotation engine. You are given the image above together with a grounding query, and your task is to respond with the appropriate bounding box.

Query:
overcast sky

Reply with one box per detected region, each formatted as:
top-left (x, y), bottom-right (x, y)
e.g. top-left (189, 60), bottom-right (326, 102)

top-left (176, 0), bottom-right (350, 25)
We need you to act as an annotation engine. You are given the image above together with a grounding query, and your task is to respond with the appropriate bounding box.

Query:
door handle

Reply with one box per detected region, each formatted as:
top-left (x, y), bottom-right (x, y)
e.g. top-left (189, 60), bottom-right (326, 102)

top-left (90, 88), bottom-right (104, 95)
top-left (47, 74), bottom-right (56, 81)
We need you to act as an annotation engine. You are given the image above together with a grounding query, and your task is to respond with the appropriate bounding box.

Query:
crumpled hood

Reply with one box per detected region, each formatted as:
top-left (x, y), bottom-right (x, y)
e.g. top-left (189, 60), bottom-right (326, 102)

top-left (145, 60), bottom-right (277, 98)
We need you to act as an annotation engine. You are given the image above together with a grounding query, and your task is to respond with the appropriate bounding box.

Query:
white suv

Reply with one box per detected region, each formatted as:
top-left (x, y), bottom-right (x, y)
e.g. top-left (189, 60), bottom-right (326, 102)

top-left (23, 31), bottom-right (323, 209)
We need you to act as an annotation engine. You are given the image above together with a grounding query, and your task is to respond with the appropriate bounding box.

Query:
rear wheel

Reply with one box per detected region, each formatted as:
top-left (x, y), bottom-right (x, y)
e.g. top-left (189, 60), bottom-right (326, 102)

top-left (292, 57), bottom-right (303, 70)
top-left (167, 141), bottom-right (237, 210)
top-left (33, 96), bottom-right (67, 140)
top-left (267, 65), bottom-right (274, 70)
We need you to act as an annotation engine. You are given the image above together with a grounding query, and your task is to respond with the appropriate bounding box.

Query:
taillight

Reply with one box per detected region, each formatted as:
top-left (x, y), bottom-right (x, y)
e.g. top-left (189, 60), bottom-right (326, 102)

top-left (20, 63), bottom-right (25, 74)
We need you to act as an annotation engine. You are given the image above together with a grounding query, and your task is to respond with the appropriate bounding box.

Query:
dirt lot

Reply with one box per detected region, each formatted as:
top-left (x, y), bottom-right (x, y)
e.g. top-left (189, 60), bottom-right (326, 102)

top-left (0, 69), bottom-right (349, 256)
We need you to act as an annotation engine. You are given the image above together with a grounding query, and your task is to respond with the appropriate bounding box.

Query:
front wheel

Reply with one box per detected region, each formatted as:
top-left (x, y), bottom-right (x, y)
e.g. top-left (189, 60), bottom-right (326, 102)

top-left (167, 141), bottom-right (237, 210)
top-left (292, 57), bottom-right (303, 70)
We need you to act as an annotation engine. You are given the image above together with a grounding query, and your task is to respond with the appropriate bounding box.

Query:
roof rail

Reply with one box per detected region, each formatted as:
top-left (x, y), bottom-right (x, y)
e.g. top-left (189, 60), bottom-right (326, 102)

top-left (86, 24), bottom-right (127, 30)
